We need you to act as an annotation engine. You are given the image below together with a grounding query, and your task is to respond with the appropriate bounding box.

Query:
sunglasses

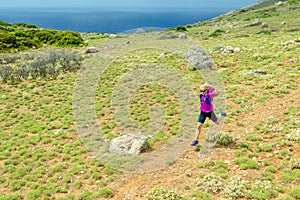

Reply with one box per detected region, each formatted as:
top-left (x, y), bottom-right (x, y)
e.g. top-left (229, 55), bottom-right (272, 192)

top-left (200, 90), bottom-right (207, 93)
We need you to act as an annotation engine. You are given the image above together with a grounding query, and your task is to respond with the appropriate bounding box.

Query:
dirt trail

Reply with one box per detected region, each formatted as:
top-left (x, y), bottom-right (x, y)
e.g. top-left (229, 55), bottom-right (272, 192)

top-left (111, 147), bottom-right (201, 200)
top-left (110, 79), bottom-right (300, 200)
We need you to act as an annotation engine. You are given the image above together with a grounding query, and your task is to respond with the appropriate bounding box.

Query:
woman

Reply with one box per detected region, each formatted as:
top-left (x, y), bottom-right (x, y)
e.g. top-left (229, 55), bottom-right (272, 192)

top-left (190, 83), bottom-right (226, 146)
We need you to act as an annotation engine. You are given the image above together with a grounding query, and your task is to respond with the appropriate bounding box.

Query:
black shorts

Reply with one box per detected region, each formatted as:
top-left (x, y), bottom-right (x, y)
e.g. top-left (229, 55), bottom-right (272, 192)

top-left (197, 110), bottom-right (217, 124)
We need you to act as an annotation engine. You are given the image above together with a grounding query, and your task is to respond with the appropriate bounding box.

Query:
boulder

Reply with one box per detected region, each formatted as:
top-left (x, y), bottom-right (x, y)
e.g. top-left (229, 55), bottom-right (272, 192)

top-left (186, 46), bottom-right (214, 70)
top-left (178, 33), bottom-right (188, 39)
top-left (248, 70), bottom-right (267, 75)
top-left (85, 47), bottom-right (99, 54)
top-left (109, 134), bottom-right (148, 155)
top-left (244, 21), bottom-right (262, 28)
top-left (261, 23), bottom-right (269, 28)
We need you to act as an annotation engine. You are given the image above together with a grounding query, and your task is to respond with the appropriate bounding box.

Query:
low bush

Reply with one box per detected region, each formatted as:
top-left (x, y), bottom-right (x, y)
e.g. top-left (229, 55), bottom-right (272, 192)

top-left (289, 187), bottom-right (300, 199)
top-left (234, 157), bottom-right (259, 170)
top-left (198, 174), bottom-right (224, 194)
top-left (250, 179), bottom-right (277, 199)
top-left (191, 190), bottom-right (213, 200)
top-left (223, 176), bottom-right (251, 199)
top-left (0, 49), bottom-right (82, 83)
top-left (0, 21), bottom-right (84, 53)
top-left (146, 187), bottom-right (189, 200)
top-left (209, 29), bottom-right (225, 37)
top-left (216, 133), bottom-right (233, 146)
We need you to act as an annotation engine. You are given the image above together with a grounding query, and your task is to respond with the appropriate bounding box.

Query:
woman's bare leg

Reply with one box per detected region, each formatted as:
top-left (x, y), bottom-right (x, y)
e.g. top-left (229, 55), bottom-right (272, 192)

top-left (194, 122), bottom-right (203, 141)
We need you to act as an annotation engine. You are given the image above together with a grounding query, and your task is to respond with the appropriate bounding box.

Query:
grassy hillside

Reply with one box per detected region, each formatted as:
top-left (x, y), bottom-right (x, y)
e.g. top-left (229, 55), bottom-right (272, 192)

top-left (0, 0), bottom-right (299, 199)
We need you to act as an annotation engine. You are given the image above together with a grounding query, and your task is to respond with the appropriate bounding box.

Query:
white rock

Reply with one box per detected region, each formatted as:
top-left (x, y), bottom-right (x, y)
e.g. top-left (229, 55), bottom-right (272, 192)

top-left (109, 134), bottom-right (148, 155)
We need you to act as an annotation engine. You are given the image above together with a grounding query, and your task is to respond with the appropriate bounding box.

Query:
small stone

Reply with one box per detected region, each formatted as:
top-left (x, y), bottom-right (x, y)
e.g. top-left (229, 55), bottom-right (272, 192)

top-left (55, 128), bottom-right (63, 135)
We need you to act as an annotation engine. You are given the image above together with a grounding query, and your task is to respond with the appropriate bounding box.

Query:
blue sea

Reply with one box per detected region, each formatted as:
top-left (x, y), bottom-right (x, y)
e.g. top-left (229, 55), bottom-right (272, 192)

top-left (0, 7), bottom-right (233, 33)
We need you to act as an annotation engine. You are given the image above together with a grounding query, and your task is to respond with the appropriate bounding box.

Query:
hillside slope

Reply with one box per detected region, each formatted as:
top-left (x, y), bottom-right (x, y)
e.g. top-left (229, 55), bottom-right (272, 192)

top-left (0, 0), bottom-right (299, 200)
top-left (110, 1), bottom-right (300, 199)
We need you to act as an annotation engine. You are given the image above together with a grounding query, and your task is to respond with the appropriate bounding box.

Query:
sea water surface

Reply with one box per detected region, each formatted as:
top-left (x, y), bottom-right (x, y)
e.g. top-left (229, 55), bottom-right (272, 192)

top-left (0, 7), bottom-right (234, 33)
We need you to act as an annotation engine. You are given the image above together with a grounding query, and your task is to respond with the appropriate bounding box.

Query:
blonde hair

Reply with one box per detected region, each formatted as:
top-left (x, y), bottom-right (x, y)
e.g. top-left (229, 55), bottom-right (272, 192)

top-left (200, 83), bottom-right (210, 91)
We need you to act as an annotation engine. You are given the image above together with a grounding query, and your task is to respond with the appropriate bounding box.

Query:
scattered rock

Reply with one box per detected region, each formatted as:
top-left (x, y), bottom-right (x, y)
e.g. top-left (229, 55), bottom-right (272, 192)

top-left (275, 1), bottom-right (284, 6)
top-left (215, 44), bottom-right (224, 51)
top-left (186, 170), bottom-right (192, 177)
top-left (178, 33), bottom-right (188, 39)
top-left (223, 46), bottom-right (234, 53)
top-left (158, 33), bottom-right (178, 40)
top-left (248, 70), bottom-right (267, 75)
top-left (261, 23), bottom-right (269, 28)
top-left (55, 128), bottom-right (63, 135)
top-left (214, 45), bottom-right (241, 53)
top-left (244, 21), bottom-right (262, 28)
top-left (158, 52), bottom-right (168, 58)
top-left (109, 134), bottom-right (149, 155)
top-left (233, 47), bottom-right (241, 53)
top-left (109, 34), bottom-right (119, 39)
top-left (281, 39), bottom-right (299, 46)
top-left (85, 47), bottom-right (99, 54)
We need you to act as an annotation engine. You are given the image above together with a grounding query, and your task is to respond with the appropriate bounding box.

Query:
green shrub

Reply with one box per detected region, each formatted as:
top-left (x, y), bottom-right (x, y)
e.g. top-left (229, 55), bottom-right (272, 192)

top-left (212, 161), bottom-right (229, 178)
top-left (291, 159), bottom-right (300, 169)
top-left (198, 174), bottom-right (224, 194)
top-left (14, 22), bottom-right (38, 28)
top-left (257, 30), bottom-right (271, 35)
top-left (223, 176), bottom-right (250, 199)
top-left (97, 187), bottom-right (114, 198)
top-left (0, 22), bottom-right (84, 53)
top-left (10, 180), bottom-right (26, 191)
top-left (278, 149), bottom-right (291, 159)
top-left (176, 26), bottom-right (187, 32)
top-left (234, 157), bottom-right (259, 170)
top-left (78, 190), bottom-right (93, 200)
top-left (279, 169), bottom-right (300, 183)
top-left (246, 134), bottom-right (262, 141)
top-left (54, 31), bottom-right (84, 47)
top-left (25, 190), bottom-right (41, 200)
top-left (209, 29), bottom-right (225, 37)
top-left (0, 193), bottom-right (24, 200)
top-left (216, 133), bottom-right (233, 146)
top-left (285, 129), bottom-right (300, 142)
top-left (288, 0), bottom-right (299, 4)
top-left (0, 20), bottom-right (10, 26)
top-left (250, 179), bottom-right (277, 199)
top-left (146, 187), bottom-right (189, 200)
top-left (257, 144), bottom-right (273, 152)
top-left (74, 180), bottom-right (83, 189)
top-left (91, 172), bottom-right (102, 180)
top-left (205, 131), bottom-right (221, 143)
top-left (277, 195), bottom-right (294, 200)
top-left (103, 166), bottom-right (120, 175)
top-left (289, 187), bottom-right (300, 199)
top-left (265, 166), bottom-right (276, 173)
top-left (191, 190), bottom-right (213, 200)
top-left (0, 49), bottom-right (82, 82)
top-left (236, 142), bottom-right (251, 149)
